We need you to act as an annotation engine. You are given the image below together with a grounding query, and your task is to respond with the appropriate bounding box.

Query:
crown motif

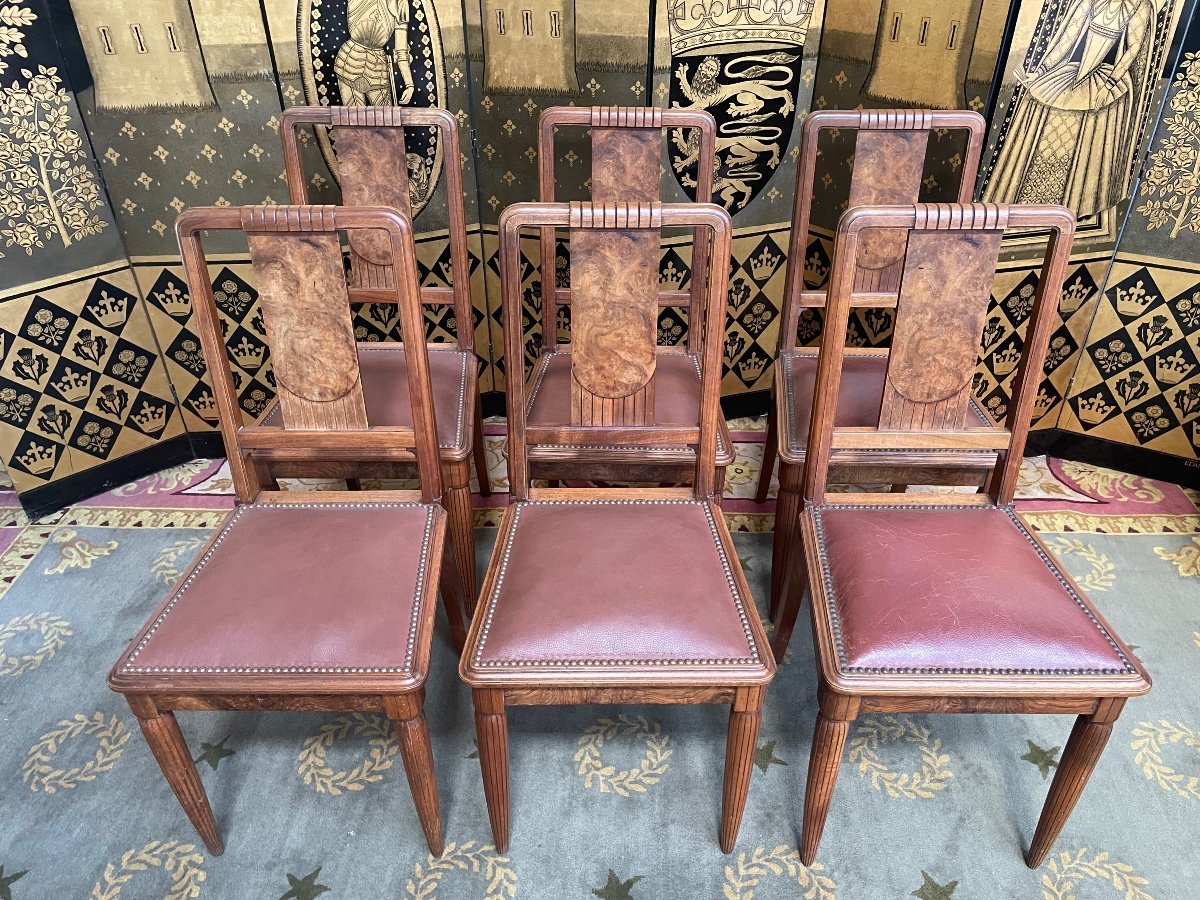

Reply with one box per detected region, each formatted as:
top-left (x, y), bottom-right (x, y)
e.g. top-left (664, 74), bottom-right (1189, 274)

top-left (132, 399), bottom-right (168, 434)
top-left (1115, 279), bottom-right (1154, 317)
top-left (992, 344), bottom-right (1022, 377)
top-left (738, 352), bottom-right (768, 382)
top-left (155, 283), bottom-right (192, 318)
top-left (668, 0), bottom-right (814, 54)
top-left (1033, 387), bottom-right (1056, 418)
top-left (188, 390), bottom-right (219, 422)
top-left (17, 440), bottom-right (57, 475)
top-left (1155, 349), bottom-right (1195, 386)
top-left (52, 366), bottom-right (92, 404)
top-left (231, 336), bottom-right (266, 370)
top-left (1077, 392), bottom-right (1116, 425)
top-left (660, 261), bottom-right (686, 292)
top-left (804, 250), bottom-right (829, 287)
top-left (751, 246), bottom-right (782, 282)
top-left (89, 290), bottom-right (128, 329)
top-left (1059, 274), bottom-right (1092, 315)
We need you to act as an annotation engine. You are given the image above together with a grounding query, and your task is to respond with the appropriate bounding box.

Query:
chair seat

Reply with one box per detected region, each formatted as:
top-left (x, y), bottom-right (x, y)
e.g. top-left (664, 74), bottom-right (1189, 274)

top-left (261, 344), bottom-right (471, 458)
top-left (526, 350), bottom-right (733, 465)
top-left (110, 501), bottom-right (444, 690)
top-left (806, 503), bottom-right (1148, 691)
top-left (777, 349), bottom-right (992, 464)
top-left (461, 498), bottom-right (773, 685)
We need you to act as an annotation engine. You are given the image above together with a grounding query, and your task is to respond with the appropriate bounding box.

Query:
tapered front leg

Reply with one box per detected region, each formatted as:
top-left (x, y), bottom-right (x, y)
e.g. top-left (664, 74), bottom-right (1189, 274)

top-left (473, 689), bottom-right (510, 852)
top-left (1026, 699), bottom-right (1124, 868)
top-left (720, 686), bottom-right (765, 852)
top-left (445, 458), bottom-right (478, 613)
top-left (755, 402), bottom-right (778, 505)
top-left (387, 692), bottom-right (444, 856)
top-left (800, 687), bottom-right (858, 866)
top-left (127, 696), bottom-right (223, 855)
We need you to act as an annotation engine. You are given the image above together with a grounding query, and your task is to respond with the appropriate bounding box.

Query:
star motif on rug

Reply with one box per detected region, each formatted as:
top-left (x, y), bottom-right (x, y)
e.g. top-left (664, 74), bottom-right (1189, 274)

top-left (1021, 740), bottom-right (1060, 779)
top-left (754, 739), bottom-right (787, 774)
top-left (593, 869), bottom-right (643, 899)
top-left (0, 866), bottom-right (29, 900)
top-left (279, 867), bottom-right (329, 900)
top-left (194, 736), bottom-right (235, 771)
top-left (912, 870), bottom-right (957, 900)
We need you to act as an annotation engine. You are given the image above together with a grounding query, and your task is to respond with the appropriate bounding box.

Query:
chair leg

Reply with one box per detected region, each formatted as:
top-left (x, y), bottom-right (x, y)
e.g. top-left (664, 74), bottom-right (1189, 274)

top-left (472, 393), bottom-right (492, 497)
top-left (386, 692), bottom-right (444, 856)
top-left (437, 543), bottom-right (468, 653)
top-left (128, 697), bottom-right (223, 856)
top-left (770, 461), bottom-right (803, 621)
top-left (770, 536), bottom-right (809, 663)
top-left (720, 686), bottom-right (765, 852)
top-left (1025, 700), bottom-right (1123, 868)
top-left (714, 465), bottom-right (727, 510)
top-left (445, 458), bottom-right (478, 613)
top-left (473, 690), bottom-right (510, 852)
top-left (754, 402), bottom-right (778, 505)
top-left (800, 687), bottom-right (858, 866)
top-left (346, 477), bottom-right (363, 491)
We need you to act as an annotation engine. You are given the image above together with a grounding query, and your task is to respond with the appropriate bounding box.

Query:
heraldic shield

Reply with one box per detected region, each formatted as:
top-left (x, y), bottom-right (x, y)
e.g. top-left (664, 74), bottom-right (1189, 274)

top-left (668, 0), bottom-right (815, 212)
top-left (300, 0), bottom-right (447, 216)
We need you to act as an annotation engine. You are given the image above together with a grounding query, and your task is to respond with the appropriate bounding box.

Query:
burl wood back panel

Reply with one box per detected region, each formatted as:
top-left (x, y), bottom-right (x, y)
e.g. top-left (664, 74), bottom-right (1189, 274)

top-left (848, 129), bottom-right (930, 290)
top-left (879, 228), bottom-right (1004, 430)
top-left (332, 124), bottom-right (413, 286)
top-left (246, 231), bottom-right (369, 430)
top-left (569, 202), bottom-right (661, 425)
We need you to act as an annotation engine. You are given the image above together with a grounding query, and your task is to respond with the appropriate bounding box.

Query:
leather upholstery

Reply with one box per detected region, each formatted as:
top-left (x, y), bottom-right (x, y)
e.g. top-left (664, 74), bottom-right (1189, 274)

top-left (779, 349), bottom-right (990, 457)
top-left (114, 501), bottom-right (441, 677)
top-left (526, 350), bottom-right (733, 463)
top-left (811, 504), bottom-right (1138, 676)
top-left (464, 499), bottom-right (772, 680)
top-left (261, 345), bottom-right (470, 455)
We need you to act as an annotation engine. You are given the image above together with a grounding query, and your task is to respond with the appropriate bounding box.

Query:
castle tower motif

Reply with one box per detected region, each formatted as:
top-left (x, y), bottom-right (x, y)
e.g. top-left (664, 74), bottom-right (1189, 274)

top-left (69, 0), bottom-right (216, 111)
top-left (863, 0), bottom-right (985, 108)
top-left (481, 0), bottom-right (578, 93)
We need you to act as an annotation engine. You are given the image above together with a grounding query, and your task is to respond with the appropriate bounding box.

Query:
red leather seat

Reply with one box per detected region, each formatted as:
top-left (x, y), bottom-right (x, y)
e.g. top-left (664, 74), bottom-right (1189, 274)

top-left (464, 499), bottom-right (771, 681)
top-left (525, 350), bottom-right (733, 464)
top-left (811, 504), bottom-right (1139, 680)
top-left (778, 348), bottom-right (991, 462)
top-left (111, 501), bottom-right (442, 685)
top-left (261, 345), bottom-right (471, 456)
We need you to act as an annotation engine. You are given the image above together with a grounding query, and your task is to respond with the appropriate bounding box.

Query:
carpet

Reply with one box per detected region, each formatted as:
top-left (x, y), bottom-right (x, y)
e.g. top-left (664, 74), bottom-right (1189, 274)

top-left (0, 445), bottom-right (1197, 899)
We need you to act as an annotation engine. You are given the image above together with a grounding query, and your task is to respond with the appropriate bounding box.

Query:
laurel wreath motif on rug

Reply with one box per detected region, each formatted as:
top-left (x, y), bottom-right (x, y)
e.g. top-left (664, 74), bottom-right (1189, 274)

top-left (0, 611), bottom-right (71, 676)
top-left (23, 711), bottom-right (129, 793)
top-left (722, 846), bottom-right (838, 900)
top-left (404, 841), bottom-right (516, 900)
top-left (1040, 849), bottom-right (1152, 900)
top-left (574, 715), bottom-right (672, 797)
top-left (89, 840), bottom-right (205, 900)
top-left (1042, 537), bottom-right (1117, 591)
top-left (1130, 720), bottom-right (1200, 800)
top-left (297, 713), bottom-right (400, 795)
top-left (847, 717), bottom-right (953, 800)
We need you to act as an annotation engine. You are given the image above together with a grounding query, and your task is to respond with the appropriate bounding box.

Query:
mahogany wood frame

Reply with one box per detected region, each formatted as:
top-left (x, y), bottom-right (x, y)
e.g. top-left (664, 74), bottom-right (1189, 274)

top-left (281, 105), bottom-right (488, 601)
top-left (757, 109), bottom-right (988, 613)
top-left (107, 205), bottom-right (467, 856)
top-left (527, 106), bottom-right (732, 492)
top-left (771, 202), bottom-right (1151, 868)
top-left (460, 200), bottom-right (775, 853)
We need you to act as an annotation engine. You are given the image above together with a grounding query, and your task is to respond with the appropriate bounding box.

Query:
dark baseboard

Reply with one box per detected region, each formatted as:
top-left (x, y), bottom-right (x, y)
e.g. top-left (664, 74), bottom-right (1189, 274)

top-left (480, 389), bottom-right (773, 421)
top-left (18, 434), bottom-right (201, 520)
top-left (1027, 429), bottom-right (1200, 490)
top-left (184, 430), bottom-right (227, 460)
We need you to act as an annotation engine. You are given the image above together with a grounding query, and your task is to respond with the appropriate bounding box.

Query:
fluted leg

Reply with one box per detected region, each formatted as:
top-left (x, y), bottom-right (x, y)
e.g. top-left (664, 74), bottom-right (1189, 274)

top-left (800, 688), bottom-right (858, 866)
top-left (129, 698), bottom-right (223, 856)
top-left (720, 687), bottom-right (765, 852)
top-left (770, 461), bottom-right (803, 620)
top-left (388, 692), bottom-right (444, 856)
top-left (1026, 701), bottom-right (1123, 868)
top-left (445, 458), bottom-right (478, 613)
top-left (472, 394), bottom-right (492, 497)
top-left (755, 403), bottom-right (778, 505)
top-left (473, 689), bottom-right (510, 852)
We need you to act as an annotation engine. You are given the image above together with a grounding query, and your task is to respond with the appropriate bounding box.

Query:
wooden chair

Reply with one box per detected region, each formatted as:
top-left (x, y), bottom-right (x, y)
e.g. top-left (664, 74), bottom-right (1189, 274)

top-left (756, 110), bottom-right (987, 613)
top-left (109, 205), bottom-right (466, 856)
top-left (460, 200), bottom-right (775, 853)
top-left (281, 105), bottom-right (488, 601)
top-left (527, 106), bottom-right (734, 492)
top-left (771, 202), bottom-right (1150, 868)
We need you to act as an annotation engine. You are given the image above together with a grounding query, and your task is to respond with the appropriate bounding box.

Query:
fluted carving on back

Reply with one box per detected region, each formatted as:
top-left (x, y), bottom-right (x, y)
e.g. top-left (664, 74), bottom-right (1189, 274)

top-left (912, 202), bottom-right (1009, 232)
top-left (590, 106), bottom-right (664, 128)
top-left (240, 204), bottom-right (338, 233)
top-left (569, 201), bottom-right (663, 229)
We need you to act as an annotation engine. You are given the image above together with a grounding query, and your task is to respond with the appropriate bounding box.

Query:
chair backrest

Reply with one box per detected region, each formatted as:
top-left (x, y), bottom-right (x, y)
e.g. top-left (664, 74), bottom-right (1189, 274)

top-left (176, 204), bottom-right (443, 505)
top-left (778, 109), bottom-right (987, 353)
top-left (537, 106), bottom-right (716, 354)
top-left (802, 202), bottom-right (1075, 507)
top-left (500, 200), bottom-right (733, 501)
top-left (280, 106), bottom-right (473, 352)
